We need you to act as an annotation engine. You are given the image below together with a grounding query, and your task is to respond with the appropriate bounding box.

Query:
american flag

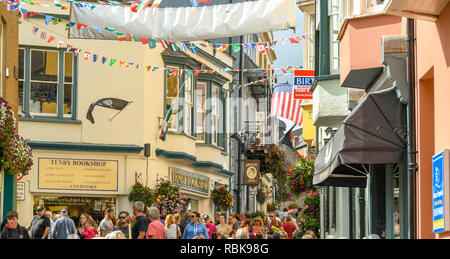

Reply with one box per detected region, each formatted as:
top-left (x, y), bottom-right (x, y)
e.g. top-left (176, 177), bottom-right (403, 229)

top-left (270, 83), bottom-right (303, 126)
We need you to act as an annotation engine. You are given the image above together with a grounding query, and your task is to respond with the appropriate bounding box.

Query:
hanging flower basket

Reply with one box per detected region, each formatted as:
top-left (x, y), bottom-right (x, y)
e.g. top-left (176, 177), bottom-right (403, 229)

top-left (288, 154), bottom-right (315, 195)
top-left (265, 144), bottom-right (289, 202)
top-left (128, 182), bottom-right (156, 207)
top-left (155, 178), bottom-right (189, 216)
top-left (256, 187), bottom-right (267, 204)
top-left (0, 97), bottom-right (33, 175)
top-left (210, 185), bottom-right (233, 212)
top-left (266, 202), bottom-right (277, 212)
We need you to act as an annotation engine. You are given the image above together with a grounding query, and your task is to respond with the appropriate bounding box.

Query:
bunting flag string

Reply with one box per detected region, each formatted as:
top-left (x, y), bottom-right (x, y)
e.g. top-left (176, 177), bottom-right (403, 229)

top-left (27, 20), bottom-right (303, 95)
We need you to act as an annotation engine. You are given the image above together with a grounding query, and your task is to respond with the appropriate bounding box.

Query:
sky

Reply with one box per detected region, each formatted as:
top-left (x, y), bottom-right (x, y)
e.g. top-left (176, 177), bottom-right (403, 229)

top-left (272, 7), bottom-right (305, 133)
top-left (273, 8), bottom-right (305, 85)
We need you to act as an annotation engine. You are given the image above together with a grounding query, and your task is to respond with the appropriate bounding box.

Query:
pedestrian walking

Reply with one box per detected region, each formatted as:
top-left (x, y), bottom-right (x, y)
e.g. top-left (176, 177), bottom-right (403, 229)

top-left (280, 208), bottom-right (289, 220)
top-left (182, 211), bottom-right (209, 239)
top-left (216, 214), bottom-right (231, 237)
top-left (52, 209), bottom-right (76, 239)
top-left (131, 201), bottom-right (148, 239)
top-left (229, 214), bottom-right (240, 231)
top-left (26, 206), bottom-right (50, 239)
top-left (228, 229), bottom-right (236, 239)
top-left (0, 210), bottom-right (30, 239)
top-left (105, 231), bottom-right (126, 239)
top-left (165, 214), bottom-right (181, 239)
top-left (174, 213), bottom-right (183, 237)
top-left (262, 215), bottom-right (270, 231)
top-left (116, 211), bottom-right (131, 239)
top-left (269, 212), bottom-right (282, 230)
top-left (202, 214), bottom-right (217, 238)
top-left (146, 207), bottom-right (166, 239)
top-left (251, 217), bottom-right (266, 239)
top-left (45, 211), bottom-right (55, 239)
top-left (179, 211), bottom-right (190, 235)
top-left (77, 213), bottom-right (98, 239)
top-left (236, 219), bottom-right (250, 239)
top-left (98, 207), bottom-right (116, 237)
top-left (282, 216), bottom-right (298, 239)
top-left (213, 214), bottom-right (220, 225)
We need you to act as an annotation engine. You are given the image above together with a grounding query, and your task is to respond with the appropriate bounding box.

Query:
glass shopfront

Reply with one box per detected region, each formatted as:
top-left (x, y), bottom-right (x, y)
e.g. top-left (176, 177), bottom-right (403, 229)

top-left (33, 195), bottom-right (116, 227)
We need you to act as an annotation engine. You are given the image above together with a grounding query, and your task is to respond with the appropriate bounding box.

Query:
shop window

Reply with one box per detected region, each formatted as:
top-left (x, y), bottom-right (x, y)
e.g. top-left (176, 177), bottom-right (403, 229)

top-left (18, 46), bottom-right (77, 120)
top-left (33, 195), bottom-right (116, 227)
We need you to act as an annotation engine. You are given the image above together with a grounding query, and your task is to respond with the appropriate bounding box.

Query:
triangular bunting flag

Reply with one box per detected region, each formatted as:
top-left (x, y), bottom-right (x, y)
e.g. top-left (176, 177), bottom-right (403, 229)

top-left (148, 39), bottom-right (157, 49)
top-left (76, 23), bottom-right (88, 30)
top-left (47, 35), bottom-right (56, 43)
top-left (45, 15), bottom-right (52, 26)
top-left (32, 26), bottom-right (39, 35)
top-left (139, 36), bottom-right (149, 45)
top-left (83, 52), bottom-right (91, 60)
top-left (188, 43), bottom-right (198, 54)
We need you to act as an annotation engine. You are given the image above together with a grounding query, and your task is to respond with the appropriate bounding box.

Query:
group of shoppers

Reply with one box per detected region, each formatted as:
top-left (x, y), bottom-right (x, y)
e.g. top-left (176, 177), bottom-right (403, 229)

top-left (0, 202), bottom-right (314, 239)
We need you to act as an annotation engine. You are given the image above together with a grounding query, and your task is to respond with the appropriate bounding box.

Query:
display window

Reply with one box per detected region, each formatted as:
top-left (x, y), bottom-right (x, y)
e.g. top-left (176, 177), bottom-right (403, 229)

top-left (33, 195), bottom-right (116, 227)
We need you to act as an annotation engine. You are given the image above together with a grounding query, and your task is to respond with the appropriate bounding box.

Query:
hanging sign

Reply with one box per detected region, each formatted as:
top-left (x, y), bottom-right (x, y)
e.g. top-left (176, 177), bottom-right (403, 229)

top-left (16, 182), bottom-right (25, 201)
top-left (293, 70), bottom-right (314, 100)
top-left (244, 160), bottom-right (260, 185)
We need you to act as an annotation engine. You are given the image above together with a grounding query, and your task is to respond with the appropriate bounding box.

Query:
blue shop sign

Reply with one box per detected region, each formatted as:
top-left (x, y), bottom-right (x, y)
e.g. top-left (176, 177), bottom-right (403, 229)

top-left (433, 151), bottom-right (445, 233)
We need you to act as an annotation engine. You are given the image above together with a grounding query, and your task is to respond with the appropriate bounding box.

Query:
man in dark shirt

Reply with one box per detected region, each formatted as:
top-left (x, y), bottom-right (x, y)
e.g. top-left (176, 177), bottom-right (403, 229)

top-left (0, 210), bottom-right (29, 239)
top-left (27, 206), bottom-right (50, 239)
top-left (132, 201), bottom-right (149, 239)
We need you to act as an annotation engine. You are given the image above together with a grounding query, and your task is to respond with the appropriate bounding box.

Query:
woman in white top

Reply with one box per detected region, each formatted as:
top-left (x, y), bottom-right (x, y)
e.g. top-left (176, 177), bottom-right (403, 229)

top-left (165, 214), bottom-right (181, 239)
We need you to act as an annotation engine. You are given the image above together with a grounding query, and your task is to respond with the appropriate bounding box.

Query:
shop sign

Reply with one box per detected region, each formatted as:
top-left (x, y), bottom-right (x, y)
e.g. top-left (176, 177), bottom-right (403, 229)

top-left (16, 182), bottom-right (25, 201)
top-left (169, 168), bottom-right (210, 194)
top-left (432, 150), bottom-right (450, 233)
top-left (38, 158), bottom-right (119, 191)
top-left (244, 160), bottom-right (260, 185)
top-left (293, 70), bottom-right (314, 100)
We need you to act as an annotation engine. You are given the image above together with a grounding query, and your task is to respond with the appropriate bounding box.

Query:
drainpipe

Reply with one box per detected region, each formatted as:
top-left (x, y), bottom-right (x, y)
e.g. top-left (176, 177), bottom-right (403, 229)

top-left (406, 18), bottom-right (417, 239)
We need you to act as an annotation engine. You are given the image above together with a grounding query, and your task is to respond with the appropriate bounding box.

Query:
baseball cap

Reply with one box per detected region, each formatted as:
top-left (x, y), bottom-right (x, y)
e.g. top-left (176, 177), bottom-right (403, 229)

top-left (36, 206), bottom-right (44, 211)
top-left (59, 208), bottom-right (67, 214)
top-left (202, 214), bottom-right (210, 220)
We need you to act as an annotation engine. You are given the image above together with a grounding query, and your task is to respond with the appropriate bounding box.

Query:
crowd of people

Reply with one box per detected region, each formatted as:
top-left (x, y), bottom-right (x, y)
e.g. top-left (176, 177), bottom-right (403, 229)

top-left (0, 202), bottom-right (317, 239)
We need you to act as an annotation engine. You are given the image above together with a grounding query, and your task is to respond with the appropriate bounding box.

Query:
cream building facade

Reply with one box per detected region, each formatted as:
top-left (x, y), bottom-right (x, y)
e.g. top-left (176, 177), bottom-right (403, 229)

top-left (17, 1), bottom-right (235, 225)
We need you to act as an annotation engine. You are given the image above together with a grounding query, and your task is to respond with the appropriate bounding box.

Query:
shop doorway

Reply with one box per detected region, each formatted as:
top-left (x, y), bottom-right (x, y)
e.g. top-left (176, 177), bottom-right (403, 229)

top-left (33, 195), bottom-right (116, 227)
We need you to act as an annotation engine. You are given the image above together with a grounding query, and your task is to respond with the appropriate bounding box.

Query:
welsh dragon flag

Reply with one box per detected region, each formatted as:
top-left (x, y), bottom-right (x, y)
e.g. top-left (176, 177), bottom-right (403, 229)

top-left (159, 103), bottom-right (174, 141)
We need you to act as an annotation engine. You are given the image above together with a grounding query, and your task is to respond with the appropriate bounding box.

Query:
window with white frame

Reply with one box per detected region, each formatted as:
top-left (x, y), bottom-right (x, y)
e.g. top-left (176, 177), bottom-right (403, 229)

top-left (211, 84), bottom-right (220, 146)
top-left (19, 47), bottom-right (76, 119)
top-left (308, 14), bottom-right (316, 70)
top-left (196, 81), bottom-right (207, 142)
top-left (329, 0), bottom-right (340, 75)
top-left (166, 66), bottom-right (179, 131)
top-left (184, 73), bottom-right (194, 135)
